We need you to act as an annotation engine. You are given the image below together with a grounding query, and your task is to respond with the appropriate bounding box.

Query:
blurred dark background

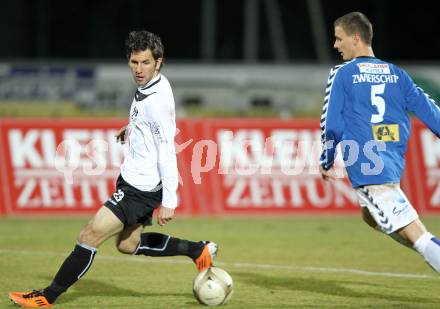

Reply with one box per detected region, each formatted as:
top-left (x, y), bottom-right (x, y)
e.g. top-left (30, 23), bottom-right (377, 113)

top-left (0, 0), bottom-right (439, 118)
top-left (1, 0), bottom-right (438, 62)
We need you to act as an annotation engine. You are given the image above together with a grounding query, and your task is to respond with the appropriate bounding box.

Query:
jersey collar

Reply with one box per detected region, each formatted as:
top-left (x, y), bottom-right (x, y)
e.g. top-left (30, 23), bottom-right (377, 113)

top-left (355, 56), bottom-right (376, 59)
top-left (139, 73), bottom-right (161, 92)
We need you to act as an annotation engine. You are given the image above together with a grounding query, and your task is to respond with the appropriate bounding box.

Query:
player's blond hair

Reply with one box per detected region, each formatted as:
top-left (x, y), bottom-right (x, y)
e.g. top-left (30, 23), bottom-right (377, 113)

top-left (334, 12), bottom-right (373, 45)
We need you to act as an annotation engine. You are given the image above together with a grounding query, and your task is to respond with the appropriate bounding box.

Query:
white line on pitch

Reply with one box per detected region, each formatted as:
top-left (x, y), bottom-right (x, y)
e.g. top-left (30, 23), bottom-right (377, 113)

top-left (0, 248), bottom-right (437, 280)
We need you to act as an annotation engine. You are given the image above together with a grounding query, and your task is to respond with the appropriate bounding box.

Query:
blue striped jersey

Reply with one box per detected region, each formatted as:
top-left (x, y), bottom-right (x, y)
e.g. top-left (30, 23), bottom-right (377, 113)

top-left (320, 56), bottom-right (440, 187)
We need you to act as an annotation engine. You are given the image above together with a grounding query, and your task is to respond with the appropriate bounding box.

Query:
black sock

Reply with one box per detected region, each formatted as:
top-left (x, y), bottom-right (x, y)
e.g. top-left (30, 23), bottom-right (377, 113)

top-left (134, 233), bottom-right (204, 259)
top-left (43, 243), bottom-right (97, 303)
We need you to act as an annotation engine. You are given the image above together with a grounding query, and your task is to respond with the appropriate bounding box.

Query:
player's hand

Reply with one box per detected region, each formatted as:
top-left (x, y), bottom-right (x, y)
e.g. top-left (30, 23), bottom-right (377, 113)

top-left (319, 165), bottom-right (336, 182)
top-left (115, 125), bottom-right (127, 144)
top-left (157, 205), bottom-right (175, 226)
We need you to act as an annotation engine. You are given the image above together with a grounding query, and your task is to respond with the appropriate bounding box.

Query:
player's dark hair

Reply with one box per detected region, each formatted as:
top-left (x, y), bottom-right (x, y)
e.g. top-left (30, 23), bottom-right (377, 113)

top-left (334, 12), bottom-right (373, 45)
top-left (125, 30), bottom-right (164, 61)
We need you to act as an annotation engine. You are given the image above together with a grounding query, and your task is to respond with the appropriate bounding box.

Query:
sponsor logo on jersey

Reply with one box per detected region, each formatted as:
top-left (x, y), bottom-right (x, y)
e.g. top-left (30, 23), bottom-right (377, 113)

top-left (131, 106), bottom-right (138, 121)
top-left (372, 124), bottom-right (399, 142)
top-left (357, 63), bottom-right (390, 74)
top-left (149, 121), bottom-right (160, 135)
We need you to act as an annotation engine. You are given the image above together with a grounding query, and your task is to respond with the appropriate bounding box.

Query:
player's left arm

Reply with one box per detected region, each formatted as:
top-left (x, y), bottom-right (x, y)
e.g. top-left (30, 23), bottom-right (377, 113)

top-left (403, 69), bottom-right (440, 137)
top-left (157, 205), bottom-right (175, 226)
top-left (145, 98), bottom-right (179, 211)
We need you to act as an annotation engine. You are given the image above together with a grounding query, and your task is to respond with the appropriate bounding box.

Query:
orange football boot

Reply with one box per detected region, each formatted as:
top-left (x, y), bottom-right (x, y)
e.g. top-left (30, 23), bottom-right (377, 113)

top-left (9, 290), bottom-right (53, 308)
top-left (193, 241), bottom-right (218, 272)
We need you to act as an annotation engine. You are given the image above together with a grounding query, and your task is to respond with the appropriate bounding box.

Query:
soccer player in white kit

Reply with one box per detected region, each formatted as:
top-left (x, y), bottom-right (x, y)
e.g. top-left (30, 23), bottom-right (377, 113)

top-left (9, 30), bottom-right (218, 308)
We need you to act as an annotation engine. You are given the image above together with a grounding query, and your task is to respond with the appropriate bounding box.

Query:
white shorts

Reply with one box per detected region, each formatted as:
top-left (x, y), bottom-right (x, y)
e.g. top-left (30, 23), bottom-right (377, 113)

top-left (356, 183), bottom-right (418, 234)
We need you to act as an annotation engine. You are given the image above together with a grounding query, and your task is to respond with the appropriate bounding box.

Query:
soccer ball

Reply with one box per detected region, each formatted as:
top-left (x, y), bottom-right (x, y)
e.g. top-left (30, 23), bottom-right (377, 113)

top-left (193, 267), bottom-right (233, 306)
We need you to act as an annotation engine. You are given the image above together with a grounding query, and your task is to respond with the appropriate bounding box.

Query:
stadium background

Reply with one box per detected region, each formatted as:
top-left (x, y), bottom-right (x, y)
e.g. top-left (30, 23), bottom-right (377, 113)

top-left (1, 1), bottom-right (440, 308)
top-left (1, 0), bottom-right (440, 216)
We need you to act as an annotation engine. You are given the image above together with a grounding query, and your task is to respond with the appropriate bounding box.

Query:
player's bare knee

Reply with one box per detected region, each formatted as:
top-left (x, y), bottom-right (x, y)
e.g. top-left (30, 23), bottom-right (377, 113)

top-left (116, 241), bottom-right (137, 254)
top-left (77, 223), bottom-right (104, 246)
top-left (361, 208), bottom-right (377, 229)
top-left (78, 227), bottom-right (96, 245)
top-left (362, 216), bottom-right (377, 229)
top-left (115, 224), bottom-right (143, 254)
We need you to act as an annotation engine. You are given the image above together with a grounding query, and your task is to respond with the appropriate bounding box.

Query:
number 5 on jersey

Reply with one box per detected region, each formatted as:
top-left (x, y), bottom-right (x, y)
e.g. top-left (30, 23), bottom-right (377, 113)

top-left (371, 83), bottom-right (385, 123)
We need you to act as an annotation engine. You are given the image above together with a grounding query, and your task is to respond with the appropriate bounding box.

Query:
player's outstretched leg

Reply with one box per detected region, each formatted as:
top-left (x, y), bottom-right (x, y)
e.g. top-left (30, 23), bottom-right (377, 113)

top-left (413, 232), bottom-right (440, 272)
top-left (9, 206), bottom-right (123, 307)
top-left (361, 203), bottom-right (414, 249)
top-left (8, 242), bottom-right (97, 307)
top-left (133, 233), bottom-right (218, 272)
top-left (396, 218), bottom-right (440, 272)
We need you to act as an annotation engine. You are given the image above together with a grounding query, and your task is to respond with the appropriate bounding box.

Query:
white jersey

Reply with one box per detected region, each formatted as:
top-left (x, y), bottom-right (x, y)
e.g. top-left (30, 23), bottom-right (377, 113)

top-left (120, 74), bottom-right (178, 209)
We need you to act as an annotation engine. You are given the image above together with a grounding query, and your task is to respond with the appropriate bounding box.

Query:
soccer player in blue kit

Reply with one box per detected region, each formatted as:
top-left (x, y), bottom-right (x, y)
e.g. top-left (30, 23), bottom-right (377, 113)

top-left (320, 12), bottom-right (440, 272)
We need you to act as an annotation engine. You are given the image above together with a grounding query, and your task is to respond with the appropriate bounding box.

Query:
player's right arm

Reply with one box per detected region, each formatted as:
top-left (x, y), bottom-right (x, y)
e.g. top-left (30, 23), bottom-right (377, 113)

top-left (402, 69), bottom-right (440, 137)
top-left (320, 65), bottom-right (346, 171)
top-left (115, 125), bottom-right (128, 144)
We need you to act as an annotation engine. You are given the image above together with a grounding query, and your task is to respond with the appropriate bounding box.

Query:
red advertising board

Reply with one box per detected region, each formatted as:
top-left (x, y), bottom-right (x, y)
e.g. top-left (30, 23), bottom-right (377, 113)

top-left (406, 119), bottom-right (440, 213)
top-left (0, 122), bottom-right (7, 216)
top-left (0, 118), bottom-right (436, 216)
top-left (0, 119), bottom-right (203, 216)
top-left (0, 119), bottom-right (125, 216)
top-left (196, 119), bottom-right (358, 214)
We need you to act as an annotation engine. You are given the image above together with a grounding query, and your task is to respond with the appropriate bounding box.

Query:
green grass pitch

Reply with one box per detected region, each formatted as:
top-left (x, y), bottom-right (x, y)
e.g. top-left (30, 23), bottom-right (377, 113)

top-left (1, 215), bottom-right (439, 308)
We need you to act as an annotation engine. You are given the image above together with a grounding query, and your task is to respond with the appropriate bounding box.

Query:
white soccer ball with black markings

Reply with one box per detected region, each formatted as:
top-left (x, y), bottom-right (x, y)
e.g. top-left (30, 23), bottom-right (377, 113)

top-left (193, 267), bottom-right (233, 306)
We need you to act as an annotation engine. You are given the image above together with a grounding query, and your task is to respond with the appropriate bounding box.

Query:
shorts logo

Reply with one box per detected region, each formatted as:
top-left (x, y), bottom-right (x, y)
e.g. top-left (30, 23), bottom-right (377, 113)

top-left (372, 124), bottom-right (399, 142)
top-left (113, 189), bottom-right (125, 202)
top-left (393, 204), bottom-right (409, 216)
